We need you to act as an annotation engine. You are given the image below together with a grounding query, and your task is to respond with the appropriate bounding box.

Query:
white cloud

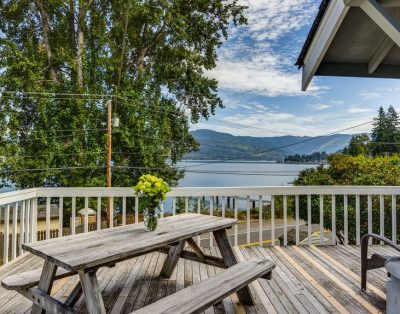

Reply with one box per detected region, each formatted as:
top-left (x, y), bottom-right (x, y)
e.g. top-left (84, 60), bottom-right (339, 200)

top-left (360, 91), bottom-right (381, 100)
top-left (208, 0), bottom-right (325, 97)
top-left (348, 107), bottom-right (373, 114)
top-left (331, 100), bottom-right (344, 105)
top-left (309, 103), bottom-right (331, 110)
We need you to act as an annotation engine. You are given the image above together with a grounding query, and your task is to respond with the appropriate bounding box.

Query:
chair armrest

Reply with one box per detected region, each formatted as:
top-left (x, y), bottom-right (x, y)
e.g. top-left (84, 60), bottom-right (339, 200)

top-left (361, 233), bottom-right (400, 253)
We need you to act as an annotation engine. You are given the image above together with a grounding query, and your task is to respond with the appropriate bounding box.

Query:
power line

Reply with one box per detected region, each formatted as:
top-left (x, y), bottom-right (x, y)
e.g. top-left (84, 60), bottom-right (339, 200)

top-left (180, 120), bottom-right (374, 169)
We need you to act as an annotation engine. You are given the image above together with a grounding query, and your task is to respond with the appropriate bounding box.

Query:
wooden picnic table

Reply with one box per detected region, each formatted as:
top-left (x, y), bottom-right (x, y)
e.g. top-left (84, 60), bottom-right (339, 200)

top-left (20, 213), bottom-right (255, 314)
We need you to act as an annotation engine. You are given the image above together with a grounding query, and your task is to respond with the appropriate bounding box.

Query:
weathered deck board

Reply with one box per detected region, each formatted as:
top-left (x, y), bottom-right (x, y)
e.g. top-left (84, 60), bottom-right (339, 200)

top-left (0, 245), bottom-right (390, 313)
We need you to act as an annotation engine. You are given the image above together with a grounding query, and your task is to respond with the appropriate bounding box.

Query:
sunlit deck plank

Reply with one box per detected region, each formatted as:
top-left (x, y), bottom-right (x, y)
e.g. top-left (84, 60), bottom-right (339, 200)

top-left (0, 245), bottom-right (390, 313)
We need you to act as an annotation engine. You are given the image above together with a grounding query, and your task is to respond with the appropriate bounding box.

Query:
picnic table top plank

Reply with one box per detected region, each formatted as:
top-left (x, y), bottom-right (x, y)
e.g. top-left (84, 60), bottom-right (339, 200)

top-left (22, 214), bottom-right (237, 272)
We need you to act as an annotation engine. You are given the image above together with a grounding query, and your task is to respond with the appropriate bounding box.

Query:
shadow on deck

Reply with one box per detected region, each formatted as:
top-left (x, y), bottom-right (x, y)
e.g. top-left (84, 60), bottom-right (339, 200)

top-left (0, 245), bottom-right (395, 313)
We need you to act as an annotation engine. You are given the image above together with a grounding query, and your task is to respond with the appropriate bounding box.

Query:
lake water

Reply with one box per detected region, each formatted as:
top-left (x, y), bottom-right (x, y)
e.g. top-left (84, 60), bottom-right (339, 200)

top-left (177, 161), bottom-right (315, 187)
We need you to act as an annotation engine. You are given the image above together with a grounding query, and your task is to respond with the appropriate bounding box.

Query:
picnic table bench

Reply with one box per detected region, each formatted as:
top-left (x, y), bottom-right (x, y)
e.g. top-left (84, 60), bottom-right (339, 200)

top-left (2, 213), bottom-right (274, 314)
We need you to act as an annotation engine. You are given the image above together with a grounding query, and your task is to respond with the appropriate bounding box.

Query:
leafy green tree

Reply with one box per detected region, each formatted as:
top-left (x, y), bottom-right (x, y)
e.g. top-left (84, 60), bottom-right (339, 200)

top-left (342, 133), bottom-right (370, 156)
top-left (295, 154), bottom-right (400, 244)
top-left (0, 0), bottom-right (247, 189)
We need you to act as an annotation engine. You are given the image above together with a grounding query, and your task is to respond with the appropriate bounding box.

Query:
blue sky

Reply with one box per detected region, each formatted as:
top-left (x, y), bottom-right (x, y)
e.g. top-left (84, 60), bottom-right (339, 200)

top-left (191, 0), bottom-right (400, 137)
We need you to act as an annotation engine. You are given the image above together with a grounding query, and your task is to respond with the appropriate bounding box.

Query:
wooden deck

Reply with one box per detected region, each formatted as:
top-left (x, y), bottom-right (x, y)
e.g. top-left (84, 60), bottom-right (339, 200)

top-left (0, 245), bottom-right (396, 314)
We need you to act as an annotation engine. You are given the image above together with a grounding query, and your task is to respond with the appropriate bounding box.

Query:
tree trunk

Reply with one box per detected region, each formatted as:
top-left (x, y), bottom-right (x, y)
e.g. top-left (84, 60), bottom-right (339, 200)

top-left (76, 0), bottom-right (93, 89)
top-left (34, 0), bottom-right (61, 85)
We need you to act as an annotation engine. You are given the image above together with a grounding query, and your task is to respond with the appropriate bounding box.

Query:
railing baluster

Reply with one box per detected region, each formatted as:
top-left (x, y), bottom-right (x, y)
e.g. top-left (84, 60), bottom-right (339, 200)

top-left (222, 196), bottom-right (225, 219)
top-left (271, 195), bottom-right (275, 246)
top-left (110, 197), bottom-right (114, 228)
top-left (135, 196), bottom-right (139, 224)
top-left (319, 195), bottom-right (323, 245)
top-left (30, 199), bottom-right (35, 242)
top-left (185, 197), bottom-right (189, 214)
top-left (344, 195), bottom-right (348, 245)
top-left (33, 198), bottom-right (38, 242)
top-left (283, 195), bottom-right (288, 246)
top-left (4, 204), bottom-right (10, 264)
top-left (19, 201), bottom-right (25, 255)
top-left (246, 195), bottom-right (250, 245)
top-left (97, 197), bottom-right (101, 231)
top-left (58, 197), bottom-right (63, 238)
top-left (197, 197), bottom-right (201, 245)
top-left (12, 202), bottom-right (18, 260)
top-left (160, 202), bottom-right (164, 218)
top-left (45, 197), bottom-right (50, 240)
top-left (356, 194), bottom-right (360, 245)
top-left (84, 197), bottom-right (89, 233)
top-left (234, 196), bottom-right (238, 246)
top-left (71, 197), bottom-right (76, 235)
top-left (172, 197), bottom-right (176, 216)
top-left (295, 195), bottom-right (300, 246)
top-left (122, 197), bottom-right (126, 226)
top-left (259, 195), bottom-right (263, 247)
top-left (331, 195), bottom-right (336, 245)
top-left (380, 194), bottom-right (384, 245)
top-left (368, 195), bottom-right (372, 245)
top-left (25, 199), bottom-right (30, 243)
top-left (307, 195), bottom-right (311, 246)
top-left (392, 195), bottom-right (397, 243)
top-left (210, 196), bottom-right (214, 247)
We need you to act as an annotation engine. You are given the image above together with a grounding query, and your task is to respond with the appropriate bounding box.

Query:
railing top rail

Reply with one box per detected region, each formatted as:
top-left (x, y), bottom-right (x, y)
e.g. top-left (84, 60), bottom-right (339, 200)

top-left (0, 188), bottom-right (37, 206)
top-left (31, 185), bottom-right (400, 198)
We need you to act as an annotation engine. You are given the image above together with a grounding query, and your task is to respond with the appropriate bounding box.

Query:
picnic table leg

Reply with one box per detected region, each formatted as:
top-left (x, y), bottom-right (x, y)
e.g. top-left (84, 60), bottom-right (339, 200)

top-left (160, 240), bottom-right (185, 278)
top-left (78, 270), bottom-right (106, 314)
top-left (31, 260), bottom-right (58, 314)
top-left (213, 229), bottom-right (255, 306)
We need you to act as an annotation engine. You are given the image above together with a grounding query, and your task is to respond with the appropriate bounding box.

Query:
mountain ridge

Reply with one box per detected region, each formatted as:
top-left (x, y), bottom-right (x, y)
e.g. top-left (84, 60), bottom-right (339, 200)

top-left (186, 129), bottom-right (353, 161)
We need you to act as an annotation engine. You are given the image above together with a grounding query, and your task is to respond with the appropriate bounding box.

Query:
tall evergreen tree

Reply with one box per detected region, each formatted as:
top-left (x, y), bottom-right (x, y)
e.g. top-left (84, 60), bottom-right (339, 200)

top-left (371, 106), bottom-right (389, 156)
top-left (0, 0), bottom-right (247, 189)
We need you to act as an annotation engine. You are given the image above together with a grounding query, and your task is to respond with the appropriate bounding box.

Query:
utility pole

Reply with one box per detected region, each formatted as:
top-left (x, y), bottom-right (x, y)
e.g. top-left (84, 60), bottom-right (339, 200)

top-left (106, 99), bottom-right (112, 227)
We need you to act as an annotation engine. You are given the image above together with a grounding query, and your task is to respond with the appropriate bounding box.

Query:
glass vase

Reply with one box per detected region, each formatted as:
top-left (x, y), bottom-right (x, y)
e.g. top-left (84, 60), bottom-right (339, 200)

top-left (143, 208), bottom-right (158, 231)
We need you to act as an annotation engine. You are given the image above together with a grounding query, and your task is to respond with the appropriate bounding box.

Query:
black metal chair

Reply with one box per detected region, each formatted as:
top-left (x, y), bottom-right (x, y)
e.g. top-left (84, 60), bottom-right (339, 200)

top-left (361, 233), bottom-right (400, 290)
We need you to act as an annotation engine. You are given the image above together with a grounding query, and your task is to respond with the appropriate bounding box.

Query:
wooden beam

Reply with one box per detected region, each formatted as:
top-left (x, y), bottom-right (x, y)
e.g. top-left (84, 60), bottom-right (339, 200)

top-left (185, 238), bottom-right (205, 260)
top-left (346, 0), bottom-right (400, 47)
top-left (368, 36), bottom-right (395, 73)
top-left (346, 0), bottom-right (400, 7)
top-left (160, 241), bottom-right (185, 278)
top-left (20, 288), bottom-right (76, 314)
top-left (301, 0), bottom-right (349, 90)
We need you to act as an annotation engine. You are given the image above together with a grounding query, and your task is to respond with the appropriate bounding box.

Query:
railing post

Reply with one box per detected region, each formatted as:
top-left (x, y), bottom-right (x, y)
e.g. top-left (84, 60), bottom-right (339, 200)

top-left (283, 195), bottom-right (288, 246)
top-left (58, 197), bottom-right (63, 238)
top-left (97, 197), bottom-right (101, 230)
top-left (259, 195), bottom-right (263, 247)
top-left (234, 196), bottom-right (238, 246)
top-left (19, 200), bottom-right (25, 255)
top-left (4, 204), bottom-right (10, 264)
top-left (110, 197), bottom-right (114, 228)
top-left (331, 195), bottom-right (336, 245)
top-left (356, 194), bottom-right (360, 245)
top-left (392, 195), bottom-right (397, 243)
top-left (319, 195), bottom-right (324, 245)
top-left (295, 195), bottom-right (300, 245)
top-left (344, 194), bottom-right (348, 245)
top-left (271, 195), bottom-right (275, 246)
top-left (197, 197), bottom-right (201, 245)
top-left (71, 197), bottom-right (76, 235)
top-left (222, 196), bottom-right (225, 218)
top-left (135, 196), bottom-right (139, 224)
top-left (25, 200), bottom-right (30, 244)
top-left (368, 195), bottom-right (372, 245)
top-left (380, 195), bottom-right (384, 245)
top-left (84, 197), bottom-right (89, 233)
top-left (209, 196), bottom-right (214, 247)
top-left (45, 197), bottom-right (51, 240)
top-left (185, 197), bottom-right (189, 214)
top-left (307, 195), bottom-right (311, 246)
top-left (246, 195), bottom-right (250, 245)
top-left (122, 197), bottom-right (126, 226)
top-left (12, 202), bottom-right (18, 260)
top-left (172, 197), bottom-right (176, 216)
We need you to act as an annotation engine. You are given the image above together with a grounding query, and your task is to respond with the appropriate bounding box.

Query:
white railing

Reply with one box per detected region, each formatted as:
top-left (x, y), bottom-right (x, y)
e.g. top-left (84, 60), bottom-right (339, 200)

top-left (0, 186), bottom-right (399, 264)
